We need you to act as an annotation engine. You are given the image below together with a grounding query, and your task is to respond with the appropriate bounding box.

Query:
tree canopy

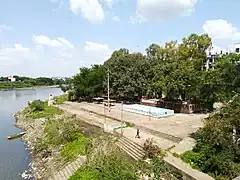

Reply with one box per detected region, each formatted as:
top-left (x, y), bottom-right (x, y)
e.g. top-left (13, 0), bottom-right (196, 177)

top-left (71, 33), bottom-right (240, 109)
top-left (182, 95), bottom-right (240, 179)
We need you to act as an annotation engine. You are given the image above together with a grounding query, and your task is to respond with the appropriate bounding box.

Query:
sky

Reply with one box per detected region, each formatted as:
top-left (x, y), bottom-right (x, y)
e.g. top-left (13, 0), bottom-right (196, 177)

top-left (1, 0), bottom-right (240, 77)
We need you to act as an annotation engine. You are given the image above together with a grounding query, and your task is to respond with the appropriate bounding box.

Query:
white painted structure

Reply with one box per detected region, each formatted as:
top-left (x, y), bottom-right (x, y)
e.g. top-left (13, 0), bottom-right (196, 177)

top-left (8, 76), bottom-right (16, 82)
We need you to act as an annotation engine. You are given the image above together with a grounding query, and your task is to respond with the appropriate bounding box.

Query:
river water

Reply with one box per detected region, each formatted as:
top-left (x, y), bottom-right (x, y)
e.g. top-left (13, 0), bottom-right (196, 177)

top-left (0, 88), bottom-right (63, 180)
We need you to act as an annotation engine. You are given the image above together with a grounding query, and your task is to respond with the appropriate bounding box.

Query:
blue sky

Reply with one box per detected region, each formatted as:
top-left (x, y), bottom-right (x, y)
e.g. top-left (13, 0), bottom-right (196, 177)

top-left (1, 0), bottom-right (240, 77)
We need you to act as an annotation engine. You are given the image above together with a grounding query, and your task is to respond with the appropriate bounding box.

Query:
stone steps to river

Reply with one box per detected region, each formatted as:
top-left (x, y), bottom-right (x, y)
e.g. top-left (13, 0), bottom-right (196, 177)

top-left (48, 156), bottom-right (86, 180)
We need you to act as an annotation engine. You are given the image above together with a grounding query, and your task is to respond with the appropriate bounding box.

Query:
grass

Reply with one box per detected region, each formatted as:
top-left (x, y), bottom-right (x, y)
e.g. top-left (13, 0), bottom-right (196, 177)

top-left (60, 133), bottom-right (89, 162)
top-left (69, 149), bottom-right (138, 180)
top-left (29, 104), bottom-right (63, 119)
top-left (55, 94), bottom-right (68, 105)
top-left (125, 121), bottom-right (135, 127)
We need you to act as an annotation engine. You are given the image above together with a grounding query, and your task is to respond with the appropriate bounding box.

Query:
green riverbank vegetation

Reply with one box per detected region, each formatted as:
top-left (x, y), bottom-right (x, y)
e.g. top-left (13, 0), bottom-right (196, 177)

top-left (22, 100), bottom-right (63, 119)
top-left (69, 135), bottom-right (182, 180)
top-left (181, 95), bottom-right (240, 179)
top-left (0, 76), bottom-right (71, 90)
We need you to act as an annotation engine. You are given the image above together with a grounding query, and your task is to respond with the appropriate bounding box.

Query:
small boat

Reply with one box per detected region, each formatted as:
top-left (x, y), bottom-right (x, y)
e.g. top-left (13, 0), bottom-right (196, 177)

top-left (7, 132), bottom-right (26, 140)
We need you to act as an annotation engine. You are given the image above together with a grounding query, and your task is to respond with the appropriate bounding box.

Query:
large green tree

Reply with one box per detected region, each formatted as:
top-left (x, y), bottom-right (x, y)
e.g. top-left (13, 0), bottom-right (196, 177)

top-left (72, 65), bottom-right (106, 99)
top-left (182, 95), bottom-right (240, 179)
top-left (104, 49), bottom-right (152, 100)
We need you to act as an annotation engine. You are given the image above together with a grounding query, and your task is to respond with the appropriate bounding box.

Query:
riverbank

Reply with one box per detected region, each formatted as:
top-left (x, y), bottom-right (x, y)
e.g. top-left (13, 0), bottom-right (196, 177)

top-left (14, 106), bottom-right (66, 179)
top-left (0, 85), bottom-right (59, 91)
top-left (15, 98), bottom-right (185, 180)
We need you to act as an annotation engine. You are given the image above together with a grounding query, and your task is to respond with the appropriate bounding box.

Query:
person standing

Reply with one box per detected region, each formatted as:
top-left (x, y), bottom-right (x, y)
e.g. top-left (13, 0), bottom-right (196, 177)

top-left (135, 129), bottom-right (140, 138)
top-left (48, 94), bottom-right (54, 106)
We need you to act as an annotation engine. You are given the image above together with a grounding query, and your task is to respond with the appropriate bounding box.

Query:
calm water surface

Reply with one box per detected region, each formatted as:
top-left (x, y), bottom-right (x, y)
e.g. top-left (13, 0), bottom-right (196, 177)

top-left (0, 88), bottom-right (63, 180)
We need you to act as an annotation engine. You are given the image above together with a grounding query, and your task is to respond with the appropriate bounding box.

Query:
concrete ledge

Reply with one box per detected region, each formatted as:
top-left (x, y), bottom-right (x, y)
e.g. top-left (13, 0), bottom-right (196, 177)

top-left (164, 153), bottom-right (213, 180)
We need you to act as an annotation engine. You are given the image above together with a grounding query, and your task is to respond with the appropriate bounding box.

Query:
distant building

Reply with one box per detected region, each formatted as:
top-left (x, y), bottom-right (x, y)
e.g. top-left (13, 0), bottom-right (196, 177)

top-left (8, 76), bottom-right (16, 82)
top-left (203, 43), bottom-right (240, 71)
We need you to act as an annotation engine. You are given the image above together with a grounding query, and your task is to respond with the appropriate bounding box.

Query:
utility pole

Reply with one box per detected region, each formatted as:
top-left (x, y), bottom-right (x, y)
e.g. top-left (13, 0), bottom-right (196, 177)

top-left (104, 102), bottom-right (106, 124)
top-left (121, 101), bottom-right (123, 136)
top-left (149, 107), bottom-right (151, 121)
top-left (108, 69), bottom-right (110, 112)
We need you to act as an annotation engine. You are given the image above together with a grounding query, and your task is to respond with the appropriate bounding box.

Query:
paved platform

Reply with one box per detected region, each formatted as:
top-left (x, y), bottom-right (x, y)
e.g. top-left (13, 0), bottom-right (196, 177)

top-left (65, 102), bottom-right (207, 139)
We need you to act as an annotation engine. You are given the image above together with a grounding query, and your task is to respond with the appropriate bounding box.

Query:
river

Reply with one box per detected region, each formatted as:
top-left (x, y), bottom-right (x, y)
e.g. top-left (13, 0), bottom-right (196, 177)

top-left (0, 88), bottom-right (63, 180)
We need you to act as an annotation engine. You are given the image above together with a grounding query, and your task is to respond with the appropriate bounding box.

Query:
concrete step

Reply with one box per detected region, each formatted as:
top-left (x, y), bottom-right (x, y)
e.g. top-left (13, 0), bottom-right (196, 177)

top-left (65, 165), bottom-right (73, 177)
top-left (48, 157), bottom-right (86, 180)
top-left (116, 142), bottom-right (142, 160)
top-left (118, 138), bottom-right (145, 157)
top-left (59, 170), bottom-right (67, 180)
top-left (121, 136), bottom-right (144, 152)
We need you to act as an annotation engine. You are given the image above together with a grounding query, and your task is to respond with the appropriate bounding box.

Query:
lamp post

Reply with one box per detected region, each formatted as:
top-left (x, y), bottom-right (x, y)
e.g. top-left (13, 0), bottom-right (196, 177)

top-left (121, 101), bottom-right (123, 136)
top-left (108, 69), bottom-right (110, 112)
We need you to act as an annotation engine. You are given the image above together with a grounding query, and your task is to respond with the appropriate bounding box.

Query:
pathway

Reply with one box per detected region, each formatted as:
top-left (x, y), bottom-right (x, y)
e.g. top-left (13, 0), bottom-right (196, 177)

top-left (56, 102), bottom-right (213, 180)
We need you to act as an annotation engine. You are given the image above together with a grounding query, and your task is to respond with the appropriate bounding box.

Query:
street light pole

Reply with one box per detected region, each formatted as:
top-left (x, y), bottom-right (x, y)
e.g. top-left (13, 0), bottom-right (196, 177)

top-left (121, 101), bottom-right (123, 136)
top-left (108, 69), bottom-right (110, 112)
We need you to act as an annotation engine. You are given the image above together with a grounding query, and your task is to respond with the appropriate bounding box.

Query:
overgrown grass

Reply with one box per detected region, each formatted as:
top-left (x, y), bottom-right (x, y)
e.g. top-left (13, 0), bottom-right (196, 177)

top-left (35, 118), bottom-right (91, 163)
top-left (69, 150), bottom-right (138, 180)
top-left (60, 133), bottom-right (89, 162)
top-left (55, 94), bottom-right (68, 105)
top-left (29, 103), bottom-right (63, 119)
top-left (22, 100), bottom-right (63, 119)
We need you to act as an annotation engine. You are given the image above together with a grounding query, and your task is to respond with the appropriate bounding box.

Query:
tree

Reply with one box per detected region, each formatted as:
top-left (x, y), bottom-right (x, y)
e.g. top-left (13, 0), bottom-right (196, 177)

top-left (72, 65), bottom-right (106, 99)
top-left (182, 96), bottom-right (240, 179)
top-left (104, 49), bottom-right (152, 101)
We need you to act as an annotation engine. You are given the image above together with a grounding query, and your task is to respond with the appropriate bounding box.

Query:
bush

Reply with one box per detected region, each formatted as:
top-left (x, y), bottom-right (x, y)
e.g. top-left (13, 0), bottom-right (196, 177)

top-left (55, 94), bottom-right (68, 105)
top-left (68, 90), bottom-right (76, 101)
top-left (137, 156), bottom-right (182, 180)
top-left (143, 138), bottom-right (162, 159)
top-left (28, 100), bottom-right (45, 112)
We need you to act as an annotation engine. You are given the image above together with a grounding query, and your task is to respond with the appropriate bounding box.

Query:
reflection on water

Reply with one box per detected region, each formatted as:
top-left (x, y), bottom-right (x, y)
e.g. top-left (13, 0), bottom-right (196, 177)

top-left (0, 88), bottom-right (63, 180)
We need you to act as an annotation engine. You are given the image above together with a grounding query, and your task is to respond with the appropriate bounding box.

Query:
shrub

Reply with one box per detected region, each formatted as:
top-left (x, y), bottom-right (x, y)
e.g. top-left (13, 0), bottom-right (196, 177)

top-left (55, 94), bottom-right (68, 105)
top-left (28, 100), bottom-right (45, 112)
top-left (125, 121), bottom-right (135, 127)
top-left (68, 90), bottom-right (76, 101)
top-left (143, 138), bottom-right (162, 159)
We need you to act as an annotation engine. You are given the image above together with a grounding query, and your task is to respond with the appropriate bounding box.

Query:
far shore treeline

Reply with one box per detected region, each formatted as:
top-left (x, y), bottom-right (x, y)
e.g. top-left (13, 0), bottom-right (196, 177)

top-left (0, 76), bottom-right (71, 90)
top-left (68, 33), bottom-right (240, 111)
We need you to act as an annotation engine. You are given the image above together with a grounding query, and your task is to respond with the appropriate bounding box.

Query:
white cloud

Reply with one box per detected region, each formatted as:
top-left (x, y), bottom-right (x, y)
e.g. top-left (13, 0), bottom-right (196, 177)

top-left (206, 44), bottom-right (227, 55)
top-left (0, 44), bottom-right (29, 69)
top-left (203, 19), bottom-right (240, 41)
top-left (130, 0), bottom-right (197, 24)
top-left (57, 37), bottom-right (75, 48)
top-left (202, 19), bottom-right (240, 51)
top-left (0, 40), bottom-right (112, 77)
top-left (0, 24), bottom-right (12, 32)
top-left (112, 16), bottom-right (120, 22)
top-left (69, 0), bottom-right (104, 23)
top-left (84, 41), bottom-right (112, 64)
top-left (32, 35), bottom-right (74, 48)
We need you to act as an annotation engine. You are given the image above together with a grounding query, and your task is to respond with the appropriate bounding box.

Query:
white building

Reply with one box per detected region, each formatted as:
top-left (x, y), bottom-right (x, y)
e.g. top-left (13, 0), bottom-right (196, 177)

top-left (8, 76), bottom-right (16, 82)
top-left (204, 44), bottom-right (240, 70)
